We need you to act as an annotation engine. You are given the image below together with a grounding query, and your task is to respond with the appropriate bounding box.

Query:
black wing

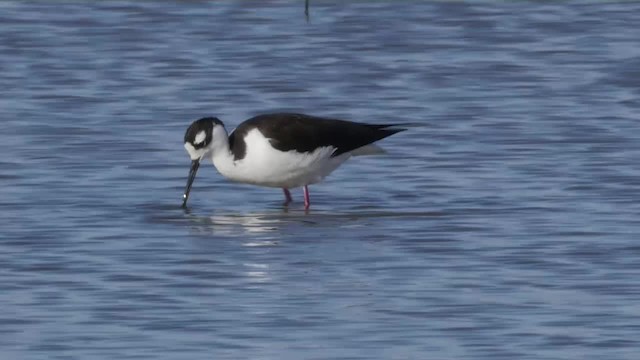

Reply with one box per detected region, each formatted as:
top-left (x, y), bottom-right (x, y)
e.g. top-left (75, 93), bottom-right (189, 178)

top-left (229, 113), bottom-right (405, 160)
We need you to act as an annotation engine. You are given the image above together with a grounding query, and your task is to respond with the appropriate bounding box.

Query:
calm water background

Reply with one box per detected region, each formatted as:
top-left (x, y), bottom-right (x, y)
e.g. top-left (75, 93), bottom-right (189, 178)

top-left (1, 1), bottom-right (640, 359)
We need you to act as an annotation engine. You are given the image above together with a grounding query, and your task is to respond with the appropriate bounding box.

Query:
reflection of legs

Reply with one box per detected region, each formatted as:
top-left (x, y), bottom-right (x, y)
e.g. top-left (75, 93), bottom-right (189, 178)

top-left (282, 188), bottom-right (293, 205)
top-left (303, 185), bottom-right (310, 209)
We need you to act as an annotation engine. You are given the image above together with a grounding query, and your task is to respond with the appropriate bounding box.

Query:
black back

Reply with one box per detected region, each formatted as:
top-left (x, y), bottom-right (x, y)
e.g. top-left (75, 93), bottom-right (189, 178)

top-left (228, 113), bottom-right (405, 160)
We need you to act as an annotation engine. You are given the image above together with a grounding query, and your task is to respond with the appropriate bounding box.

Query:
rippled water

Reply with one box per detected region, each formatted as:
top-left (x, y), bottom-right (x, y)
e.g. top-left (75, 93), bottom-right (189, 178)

top-left (1, 1), bottom-right (640, 359)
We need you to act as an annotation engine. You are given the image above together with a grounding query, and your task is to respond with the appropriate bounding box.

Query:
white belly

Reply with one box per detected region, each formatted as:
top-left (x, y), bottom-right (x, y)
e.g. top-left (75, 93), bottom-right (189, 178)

top-left (213, 129), bottom-right (351, 188)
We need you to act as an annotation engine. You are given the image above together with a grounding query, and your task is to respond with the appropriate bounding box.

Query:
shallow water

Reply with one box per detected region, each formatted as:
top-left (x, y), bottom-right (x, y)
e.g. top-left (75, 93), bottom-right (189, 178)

top-left (1, 1), bottom-right (640, 359)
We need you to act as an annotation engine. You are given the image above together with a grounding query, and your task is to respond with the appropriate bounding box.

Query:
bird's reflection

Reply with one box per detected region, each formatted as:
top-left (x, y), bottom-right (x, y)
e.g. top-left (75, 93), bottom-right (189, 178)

top-left (177, 204), bottom-right (446, 243)
top-left (182, 207), bottom-right (312, 242)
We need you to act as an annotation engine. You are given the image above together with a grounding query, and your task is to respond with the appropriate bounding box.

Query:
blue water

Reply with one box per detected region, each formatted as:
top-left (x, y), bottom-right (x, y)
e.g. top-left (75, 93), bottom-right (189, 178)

top-left (1, 1), bottom-right (640, 359)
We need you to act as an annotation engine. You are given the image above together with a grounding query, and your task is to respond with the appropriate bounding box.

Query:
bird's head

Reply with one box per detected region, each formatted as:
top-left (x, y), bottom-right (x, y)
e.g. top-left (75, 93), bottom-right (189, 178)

top-left (183, 117), bottom-right (227, 160)
top-left (182, 117), bottom-right (226, 208)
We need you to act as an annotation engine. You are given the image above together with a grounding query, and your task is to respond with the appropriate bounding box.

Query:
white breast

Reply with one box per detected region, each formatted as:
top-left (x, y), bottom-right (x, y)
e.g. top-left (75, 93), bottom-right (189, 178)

top-left (215, 129), bottom-right (351, 188)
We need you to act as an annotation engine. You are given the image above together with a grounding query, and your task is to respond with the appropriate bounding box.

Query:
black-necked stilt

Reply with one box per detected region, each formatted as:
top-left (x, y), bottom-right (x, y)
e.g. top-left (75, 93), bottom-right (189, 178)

top-left (181, 113), bottom-right (406, 209)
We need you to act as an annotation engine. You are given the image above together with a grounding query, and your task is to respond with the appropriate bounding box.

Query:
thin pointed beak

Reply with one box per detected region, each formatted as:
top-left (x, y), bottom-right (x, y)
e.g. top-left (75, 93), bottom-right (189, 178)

top-left (182, 159), bottom-right (200, 208)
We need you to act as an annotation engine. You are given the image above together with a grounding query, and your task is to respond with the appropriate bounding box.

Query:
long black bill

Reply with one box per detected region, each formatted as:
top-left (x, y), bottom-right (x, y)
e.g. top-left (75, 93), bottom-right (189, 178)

top-left (182, 160), bottom-right (200, 208)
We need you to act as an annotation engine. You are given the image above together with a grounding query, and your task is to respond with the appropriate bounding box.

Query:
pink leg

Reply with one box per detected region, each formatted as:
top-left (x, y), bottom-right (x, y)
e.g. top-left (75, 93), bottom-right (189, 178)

top-left (303, 185), bottom-right (311, 209)
top-left (282, 188), bottom-right (292, 205)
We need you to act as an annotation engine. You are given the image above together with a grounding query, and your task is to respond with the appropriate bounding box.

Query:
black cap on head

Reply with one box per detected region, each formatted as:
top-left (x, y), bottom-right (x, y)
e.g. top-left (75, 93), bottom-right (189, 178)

top-left (183, 117), bottom-right (223, 149)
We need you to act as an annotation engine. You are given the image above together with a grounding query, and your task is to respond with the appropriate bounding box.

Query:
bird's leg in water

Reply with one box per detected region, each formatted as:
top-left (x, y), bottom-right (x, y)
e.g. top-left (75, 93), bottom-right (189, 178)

top-left (282, 188), bottom-right (293, 205)
top-left (303, 185), bottom-right (311, 209)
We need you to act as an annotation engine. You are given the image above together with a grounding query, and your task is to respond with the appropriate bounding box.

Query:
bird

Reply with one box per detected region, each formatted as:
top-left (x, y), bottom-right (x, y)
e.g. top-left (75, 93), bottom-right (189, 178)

top-left (181, 113), bottom-right (406, 209)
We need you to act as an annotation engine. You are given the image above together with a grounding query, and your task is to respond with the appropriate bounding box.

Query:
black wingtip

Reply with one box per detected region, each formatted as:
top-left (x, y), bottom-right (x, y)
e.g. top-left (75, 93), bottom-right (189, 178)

top-left (370, 124), bottom-right (409, 137)
top-left (384, 128), bottom-right (406, 138)
top-left (372, 123), bottom-right (418, 130)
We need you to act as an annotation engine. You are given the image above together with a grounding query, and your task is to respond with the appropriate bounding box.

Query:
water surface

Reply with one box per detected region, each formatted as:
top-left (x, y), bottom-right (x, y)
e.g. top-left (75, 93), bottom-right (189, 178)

top-left (1, 1), bottom-right (640, 359)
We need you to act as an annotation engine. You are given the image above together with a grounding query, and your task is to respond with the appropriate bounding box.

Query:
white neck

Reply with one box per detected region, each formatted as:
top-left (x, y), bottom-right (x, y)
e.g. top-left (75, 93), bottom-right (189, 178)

top-left (209, 126), bottom-right (236, 178)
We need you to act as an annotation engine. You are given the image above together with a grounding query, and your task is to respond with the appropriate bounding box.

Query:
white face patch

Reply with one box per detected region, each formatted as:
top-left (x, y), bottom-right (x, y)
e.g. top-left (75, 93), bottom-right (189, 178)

top-left (194, 130), bottom-right (207, 145)
top-left (184, 142), bottom-right (201, 160)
